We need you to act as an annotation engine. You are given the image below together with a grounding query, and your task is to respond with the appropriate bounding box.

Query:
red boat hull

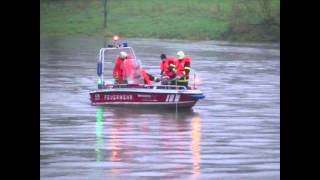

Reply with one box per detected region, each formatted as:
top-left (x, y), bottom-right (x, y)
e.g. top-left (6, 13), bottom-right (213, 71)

top-left (90, 91), bottom-right (199, 108)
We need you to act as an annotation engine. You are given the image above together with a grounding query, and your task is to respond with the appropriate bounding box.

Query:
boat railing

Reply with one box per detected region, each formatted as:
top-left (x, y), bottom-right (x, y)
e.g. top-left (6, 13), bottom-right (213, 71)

top-left (101, 84), bottom-right (187, 90)
top-left (144, 85), bottom-right (187, 90)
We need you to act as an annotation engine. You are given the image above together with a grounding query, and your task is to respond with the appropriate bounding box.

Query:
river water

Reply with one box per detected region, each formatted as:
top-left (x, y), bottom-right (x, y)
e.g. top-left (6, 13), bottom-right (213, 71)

top-left (40, 36), bottom-right (280, 179)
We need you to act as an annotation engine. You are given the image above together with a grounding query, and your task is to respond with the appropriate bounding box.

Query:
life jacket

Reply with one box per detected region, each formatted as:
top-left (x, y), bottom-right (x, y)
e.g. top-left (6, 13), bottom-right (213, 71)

top-left (183, 56), bottom-right (191, 66)
top-left (182, 55), bottom-right (191, 79)
top-left (113, 55), bottom-right (125, 81)
top-left (166, 56), bottom-right (175, 69)
top-left (160, 56), bottom-right (175, 72)
top-left (175, 59), bottom-right (185, 77)
top-left (175, 55), bottom-right (192, 82)
top-left (175, 56), bottom-right (191, 77)
top-left (160, 60), bottom-right (166, 72)
top-left (163, 56), bottom-right (176, 78)
top-left (122, 57), bottom-right (135, 79)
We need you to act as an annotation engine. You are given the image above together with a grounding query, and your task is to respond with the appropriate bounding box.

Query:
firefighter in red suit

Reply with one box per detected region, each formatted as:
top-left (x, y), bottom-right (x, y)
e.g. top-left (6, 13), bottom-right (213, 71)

top-left (175, 51), bottom-right (192, 87)
top-left (160, 54), bottom-right (177, 85)
top-left (132, 65), bottom-right (160, 85)
top-left (112, 51), bottom-right (132, 84)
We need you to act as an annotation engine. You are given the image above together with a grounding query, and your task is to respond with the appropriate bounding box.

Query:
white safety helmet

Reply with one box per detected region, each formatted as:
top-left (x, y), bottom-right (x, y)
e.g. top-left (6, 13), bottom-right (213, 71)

top-left (120, 51), bottom-right (127, 59)
top-left (177, 51), bottom-right (185, 59)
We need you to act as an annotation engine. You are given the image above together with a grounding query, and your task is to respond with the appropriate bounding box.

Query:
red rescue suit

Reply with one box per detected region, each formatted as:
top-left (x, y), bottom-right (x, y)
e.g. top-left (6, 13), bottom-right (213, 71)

top-left (160, 56), bottom-right (176, 78)
top-left (141, 69), bottom-right (151, 85)
top-left (160, 60), bottom-right (166, 75)
top-left (176, 56), bottom-right (191, 77)
top-left (175, 56), bottom-right (192, 86)
top-left (130, 67), bottom-right (155, 85)
top-left (112, 54), bottom-right (133, 82)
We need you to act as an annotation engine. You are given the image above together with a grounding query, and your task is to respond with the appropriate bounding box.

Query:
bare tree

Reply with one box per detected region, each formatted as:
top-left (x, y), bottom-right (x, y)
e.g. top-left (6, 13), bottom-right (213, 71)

top-left (261, 0), bottom-right (271, 20)
top-left (103, 0), bottom-right (107, 29)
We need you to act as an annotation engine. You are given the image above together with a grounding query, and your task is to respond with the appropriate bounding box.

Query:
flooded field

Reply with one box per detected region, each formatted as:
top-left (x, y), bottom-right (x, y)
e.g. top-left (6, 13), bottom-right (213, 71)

top-left (40, 36), bottom-right (280, 179)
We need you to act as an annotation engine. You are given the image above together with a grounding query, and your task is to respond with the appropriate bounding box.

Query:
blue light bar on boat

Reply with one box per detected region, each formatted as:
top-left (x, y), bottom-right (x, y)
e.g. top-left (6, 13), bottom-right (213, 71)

top-left (122, 41), bottom-right (128, 47)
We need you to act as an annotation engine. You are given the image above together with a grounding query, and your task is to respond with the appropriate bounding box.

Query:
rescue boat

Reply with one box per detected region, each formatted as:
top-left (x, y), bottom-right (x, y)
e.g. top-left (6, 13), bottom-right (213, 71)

top-left (89, 38), bottom-right (205, 109)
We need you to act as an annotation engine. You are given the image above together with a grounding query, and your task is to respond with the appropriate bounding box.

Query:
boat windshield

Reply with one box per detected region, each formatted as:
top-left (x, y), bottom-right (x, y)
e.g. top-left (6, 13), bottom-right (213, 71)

top-left (99, 47), bottom-right (145, 84)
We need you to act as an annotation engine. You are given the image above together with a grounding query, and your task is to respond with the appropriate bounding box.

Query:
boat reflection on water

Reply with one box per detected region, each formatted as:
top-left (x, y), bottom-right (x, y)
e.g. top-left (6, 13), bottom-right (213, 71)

top-left (95, 106), bottom-right (103, 162)
top-left (95, 106), bottom-right (202, 177)
top-left (191, 115), bottom-right (201, 177)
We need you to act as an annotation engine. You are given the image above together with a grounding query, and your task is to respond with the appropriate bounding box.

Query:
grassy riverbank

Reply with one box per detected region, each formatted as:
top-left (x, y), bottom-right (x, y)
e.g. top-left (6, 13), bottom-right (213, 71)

top-left (40, 0), bottom-right (280, 42)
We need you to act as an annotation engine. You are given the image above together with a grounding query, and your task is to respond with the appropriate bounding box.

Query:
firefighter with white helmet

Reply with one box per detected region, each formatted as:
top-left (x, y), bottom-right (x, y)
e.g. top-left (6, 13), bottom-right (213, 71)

top-left (175, 51), bottom-right (192, 87)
